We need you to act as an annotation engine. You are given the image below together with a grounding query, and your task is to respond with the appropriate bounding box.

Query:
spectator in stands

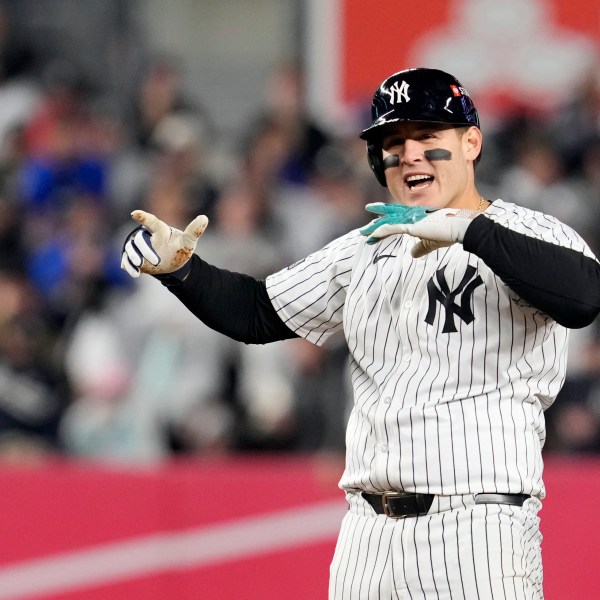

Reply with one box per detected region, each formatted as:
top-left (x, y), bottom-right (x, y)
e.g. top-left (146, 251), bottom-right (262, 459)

top-left (496, 130), bottom-right (592, 234)
top-left (0, 270), bottom-right (68, 462)
top-left (249, 61), bottom-right (332, 188)
top-left (549, 63), bottom-right (600, 175)
top-left (60, 186), bottom-right (236, 461)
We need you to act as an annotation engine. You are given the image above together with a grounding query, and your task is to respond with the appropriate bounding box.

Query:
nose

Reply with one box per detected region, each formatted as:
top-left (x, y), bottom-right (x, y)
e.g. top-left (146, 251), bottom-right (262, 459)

top-left (400, 138), bottom-right (423, 165)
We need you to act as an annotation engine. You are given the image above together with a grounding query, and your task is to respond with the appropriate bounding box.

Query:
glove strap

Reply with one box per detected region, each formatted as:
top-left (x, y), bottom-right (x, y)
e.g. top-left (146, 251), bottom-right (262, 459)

top-left (154, 260), bottom-right (193, 287)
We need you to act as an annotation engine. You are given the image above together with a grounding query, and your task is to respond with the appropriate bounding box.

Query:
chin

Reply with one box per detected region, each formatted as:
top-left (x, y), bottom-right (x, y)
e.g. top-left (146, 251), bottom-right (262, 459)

top-left (401, 195), bottom-right (438, 207)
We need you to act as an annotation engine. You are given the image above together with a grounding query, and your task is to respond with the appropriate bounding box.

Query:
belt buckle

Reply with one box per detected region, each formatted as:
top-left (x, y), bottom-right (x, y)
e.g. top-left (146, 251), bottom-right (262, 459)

top-left (382, 491), bottom-right (412, 518)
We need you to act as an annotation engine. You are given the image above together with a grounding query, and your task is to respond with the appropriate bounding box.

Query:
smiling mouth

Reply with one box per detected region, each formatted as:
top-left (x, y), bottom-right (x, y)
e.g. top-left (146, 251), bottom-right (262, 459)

top-left (405, 174), bottom-right (434, 190)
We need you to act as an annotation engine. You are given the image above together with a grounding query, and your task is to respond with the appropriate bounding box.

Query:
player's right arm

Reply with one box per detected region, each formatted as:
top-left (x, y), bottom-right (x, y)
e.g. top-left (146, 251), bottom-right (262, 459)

top-left (167, 254), bottom-right (298, 344)
top-left (121, 211), bottom-right (298, 344)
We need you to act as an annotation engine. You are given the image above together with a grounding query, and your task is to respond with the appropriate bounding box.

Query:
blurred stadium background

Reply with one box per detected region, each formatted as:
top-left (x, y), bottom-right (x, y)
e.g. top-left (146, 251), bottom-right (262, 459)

top-left (0, 0), bottom-right (599, 598)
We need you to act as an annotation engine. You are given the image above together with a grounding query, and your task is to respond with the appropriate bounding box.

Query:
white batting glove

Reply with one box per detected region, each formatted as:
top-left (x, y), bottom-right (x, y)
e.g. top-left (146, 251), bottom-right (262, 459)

top-left (364, 208), bottom-right (481, 258)
top-left (121, 210), bottom-right (208, 278)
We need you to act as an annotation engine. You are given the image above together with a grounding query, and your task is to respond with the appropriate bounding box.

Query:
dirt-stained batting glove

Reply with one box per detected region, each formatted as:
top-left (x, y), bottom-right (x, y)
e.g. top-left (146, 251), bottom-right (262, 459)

top-left (121, 210), bottom-right (208, 281)
top-left (360, 203), bottom-right (480, 258)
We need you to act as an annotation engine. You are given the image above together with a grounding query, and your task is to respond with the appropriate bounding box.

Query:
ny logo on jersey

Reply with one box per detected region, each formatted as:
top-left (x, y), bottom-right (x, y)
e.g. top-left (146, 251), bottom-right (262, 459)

top-left (387, 80), bottom-right (410, 104)
top-left (425, 265), bottom-right (483, 333)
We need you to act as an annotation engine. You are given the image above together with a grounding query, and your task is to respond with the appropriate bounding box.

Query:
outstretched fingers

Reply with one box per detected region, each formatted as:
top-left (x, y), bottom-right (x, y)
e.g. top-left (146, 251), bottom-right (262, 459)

top-left (131, 210), bottom-right (170, 236)
top-left (365, 202), bottom-right (396, 215)
top-left (182, 215), bottom-right (209, 245)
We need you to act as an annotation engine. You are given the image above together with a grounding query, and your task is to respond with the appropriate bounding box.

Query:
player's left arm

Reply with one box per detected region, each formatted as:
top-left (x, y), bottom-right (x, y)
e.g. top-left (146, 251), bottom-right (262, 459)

top-left (462, 215), bottom-right (600, 329)
top-left (360, 203), bottom-right (600, 328)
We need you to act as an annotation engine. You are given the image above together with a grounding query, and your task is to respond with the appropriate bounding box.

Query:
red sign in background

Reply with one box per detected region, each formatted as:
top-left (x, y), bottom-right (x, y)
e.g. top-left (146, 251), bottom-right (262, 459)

top-left (340, 0), bottom-right (451, 105)
top-left (339, 0), bottom-right (600, 119)
top-left (0, 455), bottom-right (598, 599)
top-left (0, 456), bottom-right (345, 600)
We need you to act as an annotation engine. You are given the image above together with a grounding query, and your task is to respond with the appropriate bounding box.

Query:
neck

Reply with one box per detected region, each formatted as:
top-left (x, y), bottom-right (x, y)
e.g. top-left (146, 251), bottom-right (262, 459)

top-left (447, 190), bottom-right (486, 212)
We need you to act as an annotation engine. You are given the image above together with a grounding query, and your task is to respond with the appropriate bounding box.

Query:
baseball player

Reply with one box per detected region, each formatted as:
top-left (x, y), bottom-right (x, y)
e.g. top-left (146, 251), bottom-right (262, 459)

top-left (121, 68), bottom-right (600, 599)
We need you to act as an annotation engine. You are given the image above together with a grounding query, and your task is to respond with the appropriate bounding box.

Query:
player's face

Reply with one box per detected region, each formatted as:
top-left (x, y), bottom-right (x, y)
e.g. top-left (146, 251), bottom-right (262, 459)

top-left (381, 123), bottom-right (480, 209)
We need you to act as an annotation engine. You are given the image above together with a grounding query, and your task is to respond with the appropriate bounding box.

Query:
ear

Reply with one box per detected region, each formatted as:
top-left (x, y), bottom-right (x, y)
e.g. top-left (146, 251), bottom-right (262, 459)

top-left (463, 126), bottom-right (483, 162)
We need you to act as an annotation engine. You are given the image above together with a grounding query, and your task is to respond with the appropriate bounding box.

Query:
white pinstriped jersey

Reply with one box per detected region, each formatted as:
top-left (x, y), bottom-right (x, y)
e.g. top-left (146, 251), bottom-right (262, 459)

top-left (266, 200), bottom-right (595, 498)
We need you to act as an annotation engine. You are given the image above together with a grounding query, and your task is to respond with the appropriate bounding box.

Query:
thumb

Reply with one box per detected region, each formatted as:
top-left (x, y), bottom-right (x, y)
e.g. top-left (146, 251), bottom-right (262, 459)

top-left (411, 239), bottom-right (452, 258)
top-left (411, 240), bottom-right (430, 258)
top-left (131, 210), bottom-right (170, 236)
top-left (182, 215), bottom-right (209, 245)
top-left (364, 202), bottom-right (387, 214)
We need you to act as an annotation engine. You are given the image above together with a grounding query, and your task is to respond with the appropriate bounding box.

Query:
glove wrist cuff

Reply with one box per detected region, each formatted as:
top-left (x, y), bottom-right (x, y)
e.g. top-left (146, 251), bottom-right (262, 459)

top-left (153, 259), bottom-right (193, 287)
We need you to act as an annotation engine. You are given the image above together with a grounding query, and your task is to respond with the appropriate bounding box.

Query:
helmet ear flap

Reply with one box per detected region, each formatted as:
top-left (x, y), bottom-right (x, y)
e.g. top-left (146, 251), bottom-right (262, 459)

top-left (367, 142), bottom-right (387, 187)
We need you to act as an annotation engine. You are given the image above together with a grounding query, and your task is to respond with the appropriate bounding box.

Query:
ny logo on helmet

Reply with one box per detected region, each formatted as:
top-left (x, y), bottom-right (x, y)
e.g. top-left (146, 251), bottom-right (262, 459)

top-left (387, 80), bottom-right (410, 104)
top-left (425, 265), bottom-right (483, 333)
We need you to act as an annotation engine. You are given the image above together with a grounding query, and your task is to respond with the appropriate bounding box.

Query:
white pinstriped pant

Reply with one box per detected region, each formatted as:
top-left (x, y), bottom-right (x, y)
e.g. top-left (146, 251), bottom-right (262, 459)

top-left (329, 492), bottom-right (543, 600)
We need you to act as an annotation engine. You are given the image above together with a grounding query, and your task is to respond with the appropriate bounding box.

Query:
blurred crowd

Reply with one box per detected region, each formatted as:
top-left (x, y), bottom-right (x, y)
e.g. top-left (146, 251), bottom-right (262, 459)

top-left (0, 13), bottom-right (600, 465)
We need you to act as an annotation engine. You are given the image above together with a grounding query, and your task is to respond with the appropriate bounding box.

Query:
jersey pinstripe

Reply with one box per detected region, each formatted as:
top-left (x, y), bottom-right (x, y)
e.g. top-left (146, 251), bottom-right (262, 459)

top-left (266, 200), bottom-right (593, 498)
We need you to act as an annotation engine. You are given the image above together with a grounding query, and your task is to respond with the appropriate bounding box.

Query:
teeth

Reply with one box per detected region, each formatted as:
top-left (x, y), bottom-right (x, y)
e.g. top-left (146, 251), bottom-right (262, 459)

top-left (406, 174), bottom-right (433, 188)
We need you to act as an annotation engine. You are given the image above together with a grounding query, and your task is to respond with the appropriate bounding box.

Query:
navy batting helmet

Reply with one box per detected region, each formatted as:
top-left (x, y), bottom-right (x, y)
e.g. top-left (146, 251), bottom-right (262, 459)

top-left (360, 68), bottom-right (480, 186)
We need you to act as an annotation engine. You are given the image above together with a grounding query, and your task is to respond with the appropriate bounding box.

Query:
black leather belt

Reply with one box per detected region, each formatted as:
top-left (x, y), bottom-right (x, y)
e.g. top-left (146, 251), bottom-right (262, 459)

top-left (362, 492), bottom-right (530, 518)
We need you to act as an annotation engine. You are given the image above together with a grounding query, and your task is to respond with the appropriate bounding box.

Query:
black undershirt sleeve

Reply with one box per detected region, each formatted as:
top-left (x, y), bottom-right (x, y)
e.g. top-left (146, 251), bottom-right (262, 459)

top-left (463, 215), bottom-right (600, 329)
top-left (162, 254), bottom-right (299, 344)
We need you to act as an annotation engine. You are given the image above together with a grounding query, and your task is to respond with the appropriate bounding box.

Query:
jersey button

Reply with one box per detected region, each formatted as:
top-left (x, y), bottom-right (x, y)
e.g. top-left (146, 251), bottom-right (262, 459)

top-left (404, 301), bottom-right (412, 308)
top-left (379, 444), bottom-right (388, 453)
top-left (383, 397), bottom-right (391, 404)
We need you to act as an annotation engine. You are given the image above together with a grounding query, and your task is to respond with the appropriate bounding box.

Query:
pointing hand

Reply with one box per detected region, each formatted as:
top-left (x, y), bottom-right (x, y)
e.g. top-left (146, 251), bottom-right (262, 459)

top-left (121, 210), bottom-right (208, 278)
